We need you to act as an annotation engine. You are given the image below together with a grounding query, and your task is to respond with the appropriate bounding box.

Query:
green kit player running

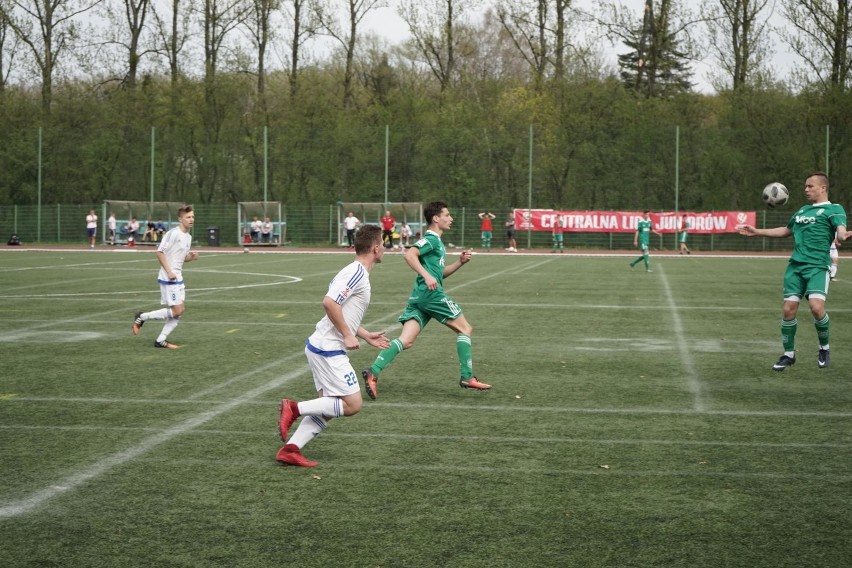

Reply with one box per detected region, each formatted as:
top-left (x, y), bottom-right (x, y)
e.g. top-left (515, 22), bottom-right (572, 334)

top-left (629, 210), bottom-right (661, 272)
top-left (362, 201), bottom-right (492, 398)
top-left (737, 171), bottom-right (850, 371)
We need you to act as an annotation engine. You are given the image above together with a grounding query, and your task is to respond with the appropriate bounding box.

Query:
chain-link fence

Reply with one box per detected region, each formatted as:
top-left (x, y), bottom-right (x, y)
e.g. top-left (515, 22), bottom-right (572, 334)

top-left (0, 203), bottom-right (801, 253)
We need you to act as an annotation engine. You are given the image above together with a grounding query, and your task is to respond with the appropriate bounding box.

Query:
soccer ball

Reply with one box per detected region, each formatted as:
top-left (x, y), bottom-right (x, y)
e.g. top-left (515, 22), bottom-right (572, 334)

top-left (762, 182), bottom-right (789, 208)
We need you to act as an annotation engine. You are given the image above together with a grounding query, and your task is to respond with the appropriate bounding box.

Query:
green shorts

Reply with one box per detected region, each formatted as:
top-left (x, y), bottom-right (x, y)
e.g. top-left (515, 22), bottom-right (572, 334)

top-left (481, 231), bottom-right (492, 240)
top-left (553, 233), bottom-right (564, 243)
top-left (783, 262), bottom-right (830, 301)
top-left (399, 289), bottom-right (463, 327)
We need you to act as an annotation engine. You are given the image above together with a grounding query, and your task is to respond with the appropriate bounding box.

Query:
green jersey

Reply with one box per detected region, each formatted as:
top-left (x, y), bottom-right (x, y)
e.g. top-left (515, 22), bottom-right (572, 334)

top-left (786, 202), bottom-right (846, 267)
top-left (410, 230), bottom-right (446, 292)
top-left (637, 219), bottom-right (653, 246)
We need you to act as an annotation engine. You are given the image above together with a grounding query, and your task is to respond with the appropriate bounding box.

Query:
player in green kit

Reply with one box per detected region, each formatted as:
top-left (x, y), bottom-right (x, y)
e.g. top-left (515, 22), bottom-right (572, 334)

top-left (737, 172), bottom-right (850, 370)
top-left (629, 210), bottom-right (661, 272)
top-left (361, 201), bottom-right (492, 398)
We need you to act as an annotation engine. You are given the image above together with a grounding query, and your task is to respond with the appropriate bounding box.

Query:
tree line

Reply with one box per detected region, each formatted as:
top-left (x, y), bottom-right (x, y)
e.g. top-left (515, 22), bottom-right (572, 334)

top-left (0, 0), bottom-right (850, 211)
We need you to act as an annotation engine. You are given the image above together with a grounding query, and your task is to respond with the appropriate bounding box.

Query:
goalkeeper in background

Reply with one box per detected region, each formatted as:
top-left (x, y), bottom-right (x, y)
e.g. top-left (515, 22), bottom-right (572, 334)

top-left (736, 171), bottom-right (850, 371)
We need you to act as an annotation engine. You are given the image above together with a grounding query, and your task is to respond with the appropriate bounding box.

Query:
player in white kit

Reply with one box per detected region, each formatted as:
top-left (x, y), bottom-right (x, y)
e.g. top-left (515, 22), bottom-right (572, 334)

top-left (276, 224), bottom-right (390, 467)
top-left (131, 205), bottom-right (199, 348)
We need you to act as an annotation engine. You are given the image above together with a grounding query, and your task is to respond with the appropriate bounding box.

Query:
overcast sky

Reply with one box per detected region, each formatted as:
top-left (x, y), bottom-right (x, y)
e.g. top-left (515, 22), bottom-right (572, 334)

top-left (357, 0), bottom-right (795, 94)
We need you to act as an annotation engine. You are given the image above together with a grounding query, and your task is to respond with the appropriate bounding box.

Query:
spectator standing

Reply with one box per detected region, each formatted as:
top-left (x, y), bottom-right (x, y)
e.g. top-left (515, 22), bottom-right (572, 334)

top-left (551, 215), bottom-right (566, 253)
top-left (478, 211), bottom-right (496, 251)
top-left (86, 210), bottom-right (98, 248)
top-left (505, 215), bottom-right (517, 252)
top-left (381, 210), bottom-right (396, 248)
top-left (343, 211), bottom-right (360, 248)
top-left (108, 212), bottom-right (116, 245)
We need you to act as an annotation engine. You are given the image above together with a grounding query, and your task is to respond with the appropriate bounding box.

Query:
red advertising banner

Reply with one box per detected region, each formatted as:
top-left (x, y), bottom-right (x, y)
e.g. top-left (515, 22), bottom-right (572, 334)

top-left (513, 209), bottom-right (756, 234)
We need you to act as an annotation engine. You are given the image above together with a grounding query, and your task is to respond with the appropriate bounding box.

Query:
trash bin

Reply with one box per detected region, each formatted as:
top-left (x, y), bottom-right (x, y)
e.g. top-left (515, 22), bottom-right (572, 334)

top-left (206, 226), bottom-right (220, 247)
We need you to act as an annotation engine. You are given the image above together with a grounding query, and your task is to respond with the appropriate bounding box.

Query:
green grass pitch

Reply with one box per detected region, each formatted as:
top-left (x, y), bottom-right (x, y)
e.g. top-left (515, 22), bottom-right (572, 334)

top-left (0, 249), bottom-right (850, 567)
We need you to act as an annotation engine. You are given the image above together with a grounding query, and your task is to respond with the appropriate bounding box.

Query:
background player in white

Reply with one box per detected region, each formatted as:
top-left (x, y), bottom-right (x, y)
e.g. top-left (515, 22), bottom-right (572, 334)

top-left (132, 205), bottom-right (199, 349)
top-left (277, 224), bottom-right (390, 467)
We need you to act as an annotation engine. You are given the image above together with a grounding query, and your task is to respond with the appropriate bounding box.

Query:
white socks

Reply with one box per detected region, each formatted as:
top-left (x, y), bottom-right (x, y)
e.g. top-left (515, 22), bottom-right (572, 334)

top-left (297, 397), bottom-right (343, 419)
top-left (287, 415), bottom-right (328, 449)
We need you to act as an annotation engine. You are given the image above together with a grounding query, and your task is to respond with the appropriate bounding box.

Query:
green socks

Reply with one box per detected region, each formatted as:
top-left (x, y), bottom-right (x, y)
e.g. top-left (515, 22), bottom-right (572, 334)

top-left (781, 318), bottom-right (798, 352)
top-left (815, 314), bottom-right (829, 348)
top-left (457, 334), bottom-right (473, 380)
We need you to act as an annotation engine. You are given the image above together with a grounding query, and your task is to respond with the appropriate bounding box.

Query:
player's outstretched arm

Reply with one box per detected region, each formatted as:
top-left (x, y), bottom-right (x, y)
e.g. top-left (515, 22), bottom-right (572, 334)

top-left (358, 328), bottom-right (390, 350)
top-left (736, 224), bottom-right (791, 238)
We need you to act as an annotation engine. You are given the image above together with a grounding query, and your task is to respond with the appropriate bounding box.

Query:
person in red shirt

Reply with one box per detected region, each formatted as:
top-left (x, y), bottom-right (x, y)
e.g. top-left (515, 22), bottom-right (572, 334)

top-left (478, 211), bottom-right (496, 251)
top-left (380, 210), bottom-right (396, 248)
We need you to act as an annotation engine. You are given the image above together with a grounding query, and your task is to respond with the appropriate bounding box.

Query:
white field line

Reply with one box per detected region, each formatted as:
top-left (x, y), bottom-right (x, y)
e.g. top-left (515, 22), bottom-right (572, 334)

top-left (0, 253), bottom-right (842, 517)
top-left (658, 266), bottom-right (705, 412)
top-left (363, 257), bottom-right (555, 327)
top-left (334, 462), bottom-right (852, 482)
top-left (5, 396), bottom-right (851, 418)
top-left (2, 425), bottom-right (849, 450)
top-left (0, 362), bottom-right (307, 520)
top-left (0, 257), bottom-right (521, 519)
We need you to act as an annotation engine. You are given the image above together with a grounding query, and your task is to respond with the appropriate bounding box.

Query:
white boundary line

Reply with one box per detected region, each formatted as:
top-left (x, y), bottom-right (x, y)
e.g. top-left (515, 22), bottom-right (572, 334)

top-left (0, 251), bottom-right (844, 519)
top-left (658, 266), bottom-right (706, 411)
top-left (2, 425), bottom-right (848, 450)
top-left (0, 359), bottom-right (307, 520)
top-left (3, 397), bottom-right (851, 417)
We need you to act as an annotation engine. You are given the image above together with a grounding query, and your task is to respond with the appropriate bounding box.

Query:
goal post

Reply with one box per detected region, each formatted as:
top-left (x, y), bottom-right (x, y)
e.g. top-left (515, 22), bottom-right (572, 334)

top-left (237, 202), bottom-right (284, 246)
top-left (336, 202), bottom-right (423, 247)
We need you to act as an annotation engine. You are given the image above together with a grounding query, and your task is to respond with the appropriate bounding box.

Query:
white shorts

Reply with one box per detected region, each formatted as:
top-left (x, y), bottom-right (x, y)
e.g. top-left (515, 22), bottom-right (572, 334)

top-left (304, 346), bottom-right (360, 397)
top-left (159, 282), bottom-right (186, 306)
